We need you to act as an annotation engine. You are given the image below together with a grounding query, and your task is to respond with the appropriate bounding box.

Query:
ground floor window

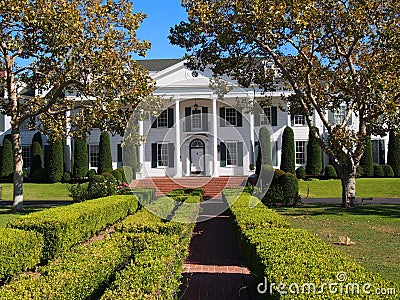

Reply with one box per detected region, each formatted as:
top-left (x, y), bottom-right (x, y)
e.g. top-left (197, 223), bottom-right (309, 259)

top-left (295, 141), bottom-right (307, 165)
top-left (157, 143), bottom-right (169, 167)
top-left (226, 142), bottom-right (238, 166)
top-left (89, 144), bottom-right (99, 168)
top-left (372, 140), bottom-right (385, 165)
top-left (22, 145), bottom-right (31, 168)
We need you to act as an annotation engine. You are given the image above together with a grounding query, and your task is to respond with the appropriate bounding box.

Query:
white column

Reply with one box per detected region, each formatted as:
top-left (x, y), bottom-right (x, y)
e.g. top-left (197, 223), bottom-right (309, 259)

top-left (175, 98), bottom-right (182, 177)
top-left (212, 95), bottom-right (219, 177)
top-left (249, 95), bottom-right (255, 164)
top-left (138, 120), bottom-right (144, 179)
top-left (65, 110), bottom-right (72, 172)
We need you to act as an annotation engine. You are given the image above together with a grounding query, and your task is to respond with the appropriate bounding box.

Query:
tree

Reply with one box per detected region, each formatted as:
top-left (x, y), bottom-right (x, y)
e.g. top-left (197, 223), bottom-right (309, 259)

top-left (256, 126), bottom-right (272, 175)
top-left (48, 139), bottom-right (63, 183)
top-left (30, 132), bottom-right (44, 176)
top-left (280, 126), bottom-right (295, 174)
top-left (98, 131), bottom-right (112, 174)
top-left (170, 1), bottom-right (400, 207)
top-left (387, 130), bottom-right (400, 177)
top-left (306, 127), bottom-right (322, 176)
top-left (73, 137), bottom-right (88, 179)
top-left (359, 137), bottom-right (374, 177)
top-left (0, 135), bottom-right (13, 180)
top-left (0, 0), bottom-right (155, 210)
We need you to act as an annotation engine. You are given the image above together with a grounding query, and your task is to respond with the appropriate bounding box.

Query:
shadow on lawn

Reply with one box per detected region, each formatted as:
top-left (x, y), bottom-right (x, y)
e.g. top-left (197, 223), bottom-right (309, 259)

top-left (276, 204), bottom-right (400, 219)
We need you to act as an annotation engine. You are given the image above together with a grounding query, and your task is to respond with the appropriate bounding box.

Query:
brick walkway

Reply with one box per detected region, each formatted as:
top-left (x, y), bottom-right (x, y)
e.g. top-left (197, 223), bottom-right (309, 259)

top-left (178, 199), bottom-right (259, 300)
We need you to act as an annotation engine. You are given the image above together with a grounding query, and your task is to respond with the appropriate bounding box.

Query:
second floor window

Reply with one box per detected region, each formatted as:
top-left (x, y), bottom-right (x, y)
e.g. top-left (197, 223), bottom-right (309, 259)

top-left (294, 114), bottom-right (306, 126)
top-left (191, 109), bottom-right (202, 129)
top-left (157, 110), bottom-right (168, 128)
top-left (225, 108), bottom-right (237, 126)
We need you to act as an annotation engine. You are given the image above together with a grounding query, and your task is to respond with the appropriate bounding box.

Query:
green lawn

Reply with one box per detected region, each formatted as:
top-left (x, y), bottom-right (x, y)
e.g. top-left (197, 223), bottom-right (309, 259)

top-left (299, 178), bottom-right (400, 198)
top-left (0, 183), bottom-right (71, 201)
top-left (276, 204), bottom-right (400, 285)
top-left (0, 207), bottom-right (44, 227)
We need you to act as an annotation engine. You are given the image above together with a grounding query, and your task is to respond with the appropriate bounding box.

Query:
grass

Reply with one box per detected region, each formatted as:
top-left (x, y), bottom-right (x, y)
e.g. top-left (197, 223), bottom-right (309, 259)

top-left (0, 207), bottom-right (44, 227)
top-left (299, 178), bottom-right (400, 198)
top-left (0, 183), bottom-right (71, 201)
top-left (275, 204), bottom-right (400, 285)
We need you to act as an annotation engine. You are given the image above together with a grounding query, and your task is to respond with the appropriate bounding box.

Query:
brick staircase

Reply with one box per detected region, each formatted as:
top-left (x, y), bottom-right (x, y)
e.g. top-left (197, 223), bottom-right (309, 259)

top-left (130, 176), bottom-right (248, 199)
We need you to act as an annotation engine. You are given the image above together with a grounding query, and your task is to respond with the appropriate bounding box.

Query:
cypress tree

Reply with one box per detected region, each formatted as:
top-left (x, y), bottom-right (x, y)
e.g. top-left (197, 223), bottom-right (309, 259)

top-left (48, 138), bottom-right (64, 183)
top-left (387, 130), bottom-right (400, 177)
top-left (0, 135), bottom-right (13, 180)
top-left (280, 126), bottom-right (295, 174)
top-left (360, 136), bottom-right (374, 177)
top-left (73, 137), bottom-right (89, 179)
top-left (306, 127), bottom-right (322, 176)
top-left (30, 132), bottom-right (44, 176)
top-left (98, 131), bottom-right (112, 174)
top-left (256, 126), bottom-right (272, 176)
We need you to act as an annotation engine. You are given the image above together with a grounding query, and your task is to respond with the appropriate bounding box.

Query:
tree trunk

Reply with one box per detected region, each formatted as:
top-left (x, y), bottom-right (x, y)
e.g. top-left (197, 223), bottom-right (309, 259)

top-left (11, 125), bottom-right (24, 211)
top-left (340, 174), bottom-right (356, 208)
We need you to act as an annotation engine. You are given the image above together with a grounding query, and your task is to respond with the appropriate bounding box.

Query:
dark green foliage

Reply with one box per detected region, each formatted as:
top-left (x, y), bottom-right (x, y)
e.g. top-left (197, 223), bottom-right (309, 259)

top-left (259, 126), bottom-right (272, 165)
top-left (122, 143), bottom-right (138, 181)
top-left (32, 131), bottom-right (42, 147)
top-left (280, 126), bottom-right (295, 174)
top-left (387, 130), bottom-right (400, 177)
top-left (360, 137), bottom-right (374, 177)
top-left (8, 195), bottom-right (138, 261)
top-left (1, 135), bottom-right (13, 180)
top-left (102, 172), bottom-right (116, 183)
top-left (262, 169), bottom-right (300, 205)
top-left (373, 165), bottom-right (385, 177)
top-left (98, 131), bottom-right (112, 175)
top-left (30, 142), bottom-right (44, 176)
top-left (281, 173), bottom-right (299, 203)
top-left (0, 228), bottom-right (44, 281)
top-left (324, 165), bottom-right (337, 179)
top-left (87, 169), bottom-right (96, 178)
top-left (383, 165), bottom-right (394, 177)
top-left (73, 137), bottom-right (88, 179)
top-left (305, 127), bottom-right (322, 176)
top-left (117, 167), bottom-right (127, 183)
top-left (30, 169), bottom-right (48, 183)
top-left (356, 165), bottom-right (364, 178)
top-left (110, 169), bottom-right (122, 183)
top-left (48, 139), bottom-right (64, 183)
top-left (295, 166), bottom-right (307, 180)
top-left (62, 171), bottom-right (72, 183)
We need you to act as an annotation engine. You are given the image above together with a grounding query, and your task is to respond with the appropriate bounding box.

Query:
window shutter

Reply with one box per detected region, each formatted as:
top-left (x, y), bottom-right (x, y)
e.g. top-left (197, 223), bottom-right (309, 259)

top-left (237, 110), bottom-right (243, 127)
top-left (168, 143), bottom-right (175, 167)
top-left (220, 107), bottom-right (225, 127)
top-left (151, 143), bottom-right (157, 168)
top-left (117, 144), bottom-right (122, 163)
top-left (220, 142), bottom-right (226, 167)
top-left (185, 107), bottom-right (191, 132)
top-left (328, 111), bottom-right (334, 124)
top-left (237, 142), bottom-right (243, 166)
top-left (167, 108), bottom-right (174, 128)
top-left (0, 114), bottom-right (4, 132)
top-left (202, 107), bottom-right (208, 131)
top-left (271, 106), bottom-right (278, 126)
top-left (254, 105), bottom-right (261, 126)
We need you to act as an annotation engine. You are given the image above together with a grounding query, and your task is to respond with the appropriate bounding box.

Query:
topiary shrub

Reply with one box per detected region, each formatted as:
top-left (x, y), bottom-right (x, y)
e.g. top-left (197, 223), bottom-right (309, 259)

top-left (87, 169), bottom-right (96, 179)
top-left (102, 172), bottom-right (116, 183)
top-left (305, 127), bottom-right (322, 176)
top-left (373, 164), bottom-right (385, 177)
top-left (356, 165), bottom-right (364, 178)
top-left (122, 166), bottom-right (133, 184)
top-left (48, 139), bottom-right (64, 183)
top-left (1, 135), bottom-right (13, 181)
top-left (324, 165), bottom-right (337, 179)
top-left (31, 169), bottom-right (48, 183)
top-left (98, 131), bottom-right (112, 175)
top-left (62, 171), bottom-right (72, 183)
top-left (256, 126), bottom-right (272, 176)
top-left (360, 137), bottom-right (374, 177)
top-left (295, 166), bottom-right (307, 180)
top-left (110, 169), bottom-right (122, 183)
top-left (30, 141), bottom-right (44, 177)
top-left (280, 126), bottom-right (295, 174)
top-left (387, 130), bottom-right (400, 177)
top-left (281, 172), bottom-right (300, 205)
top-left (73, 137), bottom-right (88, 179)
top-left (383, 165), bottom-right (394, 178)
top-left (117, 167), bottom-right (127, 183)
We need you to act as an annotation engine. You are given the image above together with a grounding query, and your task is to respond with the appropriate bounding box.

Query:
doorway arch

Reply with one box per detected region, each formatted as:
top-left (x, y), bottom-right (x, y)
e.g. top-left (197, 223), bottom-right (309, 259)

top-left (189, 138), bottom-right (205, 175)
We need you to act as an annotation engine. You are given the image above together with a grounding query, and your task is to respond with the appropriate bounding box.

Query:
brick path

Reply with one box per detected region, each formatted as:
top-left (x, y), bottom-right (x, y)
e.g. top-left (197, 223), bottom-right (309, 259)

top-left (178, 199), bottom-right (259, 300)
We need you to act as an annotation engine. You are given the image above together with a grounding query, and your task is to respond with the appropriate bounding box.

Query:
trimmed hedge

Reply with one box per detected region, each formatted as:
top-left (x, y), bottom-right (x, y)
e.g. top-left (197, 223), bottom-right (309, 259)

top-left (295, 166), bottom-right (307, 180)
top-left (280, 126), bottom-right (295, 174)
top-left (373, 164), bottom-right (385, 178)
top-left (0, 228), bottom-right (44, 281)
top-left (387, 130), bottom-right (400, 177)
top-left (131, 188), bottom-right (155, 206)
top-left (223, 189), bottom-right (397, 299)
top-left (383, 165), bottom-right (394, 177)
top-left (324, 165), bottom-right (337, 179)
top-left (48, 138), bottom-right (64, 183)
top-left (73, 136), bottom-right (89, 179)
top-left (305, 127), bottom-right (322, 176)
top-left (8, 195), bottom-right (138, 261)
top-left (98, 131), bottom-right (112, 175)
top-left (30, 141), bottom-right (44, 177)
top-left (360, 137), bottom-right (374, 177)
top-left (1, 134), bottom-right (13, 180)
top-left (0, 234), bottom-right (132, 299)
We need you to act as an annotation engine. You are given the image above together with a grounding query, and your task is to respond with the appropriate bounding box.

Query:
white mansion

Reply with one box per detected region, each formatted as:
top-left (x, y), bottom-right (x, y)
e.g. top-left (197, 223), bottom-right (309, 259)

top-left (0, 59), bottom-right (388, 178)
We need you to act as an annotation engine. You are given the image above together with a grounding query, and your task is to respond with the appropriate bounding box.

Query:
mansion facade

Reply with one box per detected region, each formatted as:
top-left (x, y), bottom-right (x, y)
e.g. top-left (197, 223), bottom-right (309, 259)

top-left (0, 59), bottom-right (389, 178)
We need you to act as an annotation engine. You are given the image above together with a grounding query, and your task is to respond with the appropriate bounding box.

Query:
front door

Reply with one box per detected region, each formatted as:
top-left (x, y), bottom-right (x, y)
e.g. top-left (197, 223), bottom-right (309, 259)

top-left (190, 139), bottom-right (205, 175)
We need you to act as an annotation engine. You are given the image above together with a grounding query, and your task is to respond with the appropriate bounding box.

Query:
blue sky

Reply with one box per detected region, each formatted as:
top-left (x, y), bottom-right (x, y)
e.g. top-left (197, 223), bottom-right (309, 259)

top-left (132, 1), bottom-right (188, 59)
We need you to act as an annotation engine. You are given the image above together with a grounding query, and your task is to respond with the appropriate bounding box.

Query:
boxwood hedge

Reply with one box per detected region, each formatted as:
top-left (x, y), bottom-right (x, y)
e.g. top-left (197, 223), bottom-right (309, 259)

top-left (0, 228), bottom-right (44, 281)
top-left (8, 195), bottom-right (138, 261)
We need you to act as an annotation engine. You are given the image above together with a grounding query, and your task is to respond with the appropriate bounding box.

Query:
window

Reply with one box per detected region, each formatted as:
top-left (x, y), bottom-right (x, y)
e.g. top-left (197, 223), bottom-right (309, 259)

top-left (372, 140), bottom-right (385, 165)
top-left (226, 142), bottom-right (238, 166)
top-left (191, 108), bottom-right (202, 129)
top-left (260, 107), bottom-right (271, 125)
top-left (89, 144), bottom-right (99, 168)
top-left (157, 143), bottom-right (169, 167)
top-left (334, 106), bottom-right (346, 124)
top-left (295, 141), bottom-right (307, 165)
top-left (157, 110), bottom-right (168, 128)
top-left (225, 108), bottom-right (237, 126)
top-left (22, 145), bottom-right (31, 168)
top-left (294, 114), bottom-right (306, 126)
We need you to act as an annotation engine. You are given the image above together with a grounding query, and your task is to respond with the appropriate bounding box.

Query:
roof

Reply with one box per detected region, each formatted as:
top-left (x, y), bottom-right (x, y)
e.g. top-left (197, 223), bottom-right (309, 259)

top-left (137, 59), bottom-right (184, 72)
